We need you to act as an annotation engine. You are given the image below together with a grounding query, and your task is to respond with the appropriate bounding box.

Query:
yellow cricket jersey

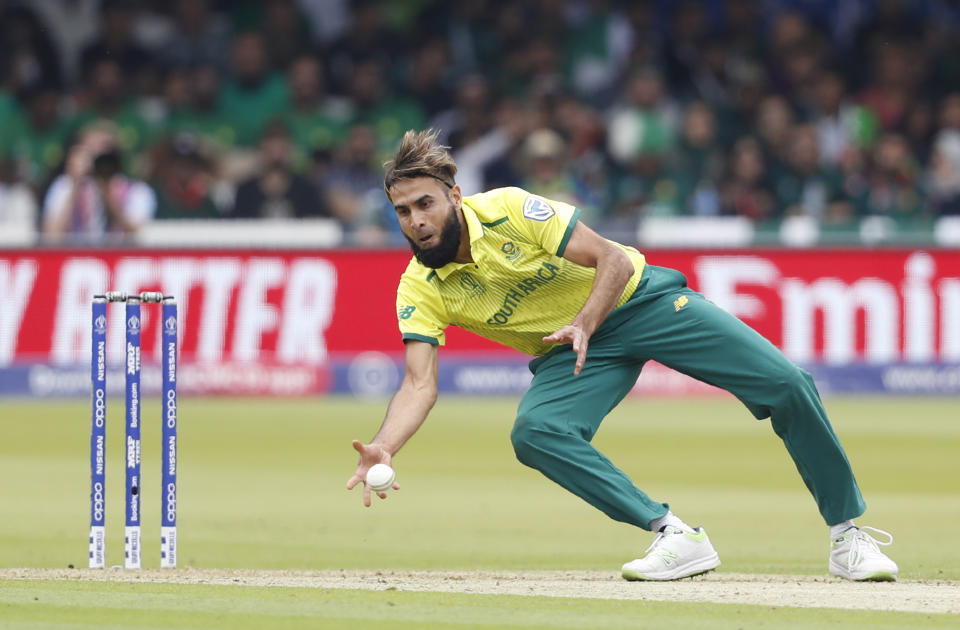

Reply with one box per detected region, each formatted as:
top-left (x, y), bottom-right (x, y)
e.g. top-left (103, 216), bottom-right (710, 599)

top-left (396, 187), bottom-right (646, 356)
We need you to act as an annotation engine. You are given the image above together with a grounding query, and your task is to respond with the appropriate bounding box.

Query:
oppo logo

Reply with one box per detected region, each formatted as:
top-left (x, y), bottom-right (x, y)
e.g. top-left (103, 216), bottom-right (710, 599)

top-left (165, 389), bottom-right (177, 428)
top-left (93, 389), bottom-right (106, 427)
top-left (165, 482), bottom-right (177, 523)
top-left (92, 482), bottom-right (104, 521)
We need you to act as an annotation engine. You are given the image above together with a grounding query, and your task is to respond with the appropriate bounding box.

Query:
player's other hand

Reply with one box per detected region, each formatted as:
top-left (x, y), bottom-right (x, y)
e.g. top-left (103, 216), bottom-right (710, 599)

top-left (346, 440), bottom-right (399, 507)
top-left (543, 324), bottom-right (589, 375)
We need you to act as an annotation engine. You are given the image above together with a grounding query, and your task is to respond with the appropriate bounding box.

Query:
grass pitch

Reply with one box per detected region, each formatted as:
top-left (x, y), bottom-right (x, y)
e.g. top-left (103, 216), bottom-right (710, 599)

top-left (1, 394), bottom-right (958, 627)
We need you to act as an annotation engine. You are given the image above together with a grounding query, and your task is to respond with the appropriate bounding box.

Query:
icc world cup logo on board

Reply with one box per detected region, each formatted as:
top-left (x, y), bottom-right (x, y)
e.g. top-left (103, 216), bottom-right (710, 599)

top-left (164, 316), bottom-right (177, 336)
top-left (127, 315), bottom-right (140, 335)
top-left (94, 315), bottom-right (107, 335)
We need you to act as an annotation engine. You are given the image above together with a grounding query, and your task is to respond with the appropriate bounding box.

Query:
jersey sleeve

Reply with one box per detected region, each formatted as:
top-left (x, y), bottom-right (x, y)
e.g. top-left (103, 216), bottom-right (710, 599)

top-left (502, 187), bottom-right (581, 256)
top-left (396, 275), bottom-right (449, 346)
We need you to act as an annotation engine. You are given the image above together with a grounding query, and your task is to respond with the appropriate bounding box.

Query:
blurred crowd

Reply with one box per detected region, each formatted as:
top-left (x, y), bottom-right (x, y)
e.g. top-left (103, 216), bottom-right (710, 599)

top-left (3, 0), bottom-right (960, 245)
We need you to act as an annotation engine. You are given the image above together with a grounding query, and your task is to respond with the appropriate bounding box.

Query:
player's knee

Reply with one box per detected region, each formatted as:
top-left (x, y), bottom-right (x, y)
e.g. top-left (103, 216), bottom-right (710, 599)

top-left (510, 414), bottom-right (548, 467)
top-left (770, 363), bottom-right (820, 403)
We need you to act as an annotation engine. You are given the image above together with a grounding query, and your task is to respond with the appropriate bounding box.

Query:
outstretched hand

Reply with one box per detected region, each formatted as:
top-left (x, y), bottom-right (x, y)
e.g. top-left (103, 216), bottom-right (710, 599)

top-left (346, 440), bottom-right (400, 507)
top-left (543, 324), bottom-right (589, 375)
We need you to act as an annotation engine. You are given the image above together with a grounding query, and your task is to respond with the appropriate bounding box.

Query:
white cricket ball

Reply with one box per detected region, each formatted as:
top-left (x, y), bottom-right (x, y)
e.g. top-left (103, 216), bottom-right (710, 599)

top-left (366, 463), bottom-right (396, 492)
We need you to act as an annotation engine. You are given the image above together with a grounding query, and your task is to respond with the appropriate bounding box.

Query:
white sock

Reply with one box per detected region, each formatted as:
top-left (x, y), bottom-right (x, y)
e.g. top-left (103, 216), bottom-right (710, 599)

top-left (649, 512), bottom-right (693, 533)
top-left (830, 520), bottom-right (857, 538)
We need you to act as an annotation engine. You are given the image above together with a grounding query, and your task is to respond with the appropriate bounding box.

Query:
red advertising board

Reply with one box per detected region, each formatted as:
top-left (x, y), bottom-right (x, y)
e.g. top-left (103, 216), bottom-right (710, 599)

top-left (1, 248), bottom-right (958, 366)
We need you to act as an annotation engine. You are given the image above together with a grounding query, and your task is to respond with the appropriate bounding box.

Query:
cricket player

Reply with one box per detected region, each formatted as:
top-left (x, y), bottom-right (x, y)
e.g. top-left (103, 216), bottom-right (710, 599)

top-left (347, 129), bottom-right (898, 582)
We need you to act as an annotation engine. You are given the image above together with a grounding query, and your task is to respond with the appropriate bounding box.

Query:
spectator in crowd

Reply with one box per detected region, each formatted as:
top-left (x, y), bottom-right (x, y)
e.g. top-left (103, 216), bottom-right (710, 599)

top-left (220, 31), bottom-right (290, 148)
top-left (320, 123), bottom-right (396, 242)
top-left (517, 128), bottom-right (599, 224)
top-left (903, 100), bottom-right (937, 168)
top-left (927, 130), bottom-right (960, 216)
top-left (721, 136), bottom-right (776, 220)
top-left (0, 80), bottom-right (73, 190)
top-left (0, 2), bottom-right (63, 93)
top-left (147, 132), bottom-right (227, 220)
top-left (608, 67), bottom-right (679, 170)
top-left (156, 0), bottom-right (232, 71)
top-left (853, 132), bottom-right (926, 218)
top-left (232, 120), bottom-right (329, 220)
top-left (551, 92), bottom-right (610, 214)
top-left (79, 0), bottom-right (151, 83)
top-left (754, 94), bottom-right (795, 182)
top-left (659, 0), bottom-right (710, 100)
top-left (259, 0), bottom-right (315, 72)
top-left (0, 157), bottom-right (37, 242)
top-left (810, 70), bottom-right (878, 168)
top-left (561, 0), bottom-right (634, 106)
top-left (939, 93), bottom-right (960, 132)
top-left (774, 124), bottom-right (853, 224)
top-left (857, 40), bottom-right (922, 131)
top-left (323, 0), bottom-right (401, 96)
top-left (283, 54), bottom-right (350, 170)
top-left (71, 57), bottom-right (157, 159)
top-left (432, 73), bottom-right (494, 151)
top-left (667, 100), bottom-right (724, 216)
top-left (345, 57), bottom-right (425, 156)
top-left (41, 123), bottom-right (156, 243)
top-left (166, 63), bottom-right (237, 151)
top-left (405, 40), bottom-right (456, 119)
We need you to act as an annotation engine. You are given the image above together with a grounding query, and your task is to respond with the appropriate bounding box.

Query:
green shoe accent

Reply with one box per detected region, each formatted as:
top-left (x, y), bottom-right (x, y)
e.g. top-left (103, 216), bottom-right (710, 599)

top-left (859, 571), bottom-right (896, 582)
top-left (685, 530), bottom-right (708, 542)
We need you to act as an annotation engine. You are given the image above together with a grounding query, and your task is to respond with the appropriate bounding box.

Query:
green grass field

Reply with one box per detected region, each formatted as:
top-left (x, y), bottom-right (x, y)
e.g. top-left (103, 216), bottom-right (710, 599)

top-left (1, 395), bottom-right (958, 628)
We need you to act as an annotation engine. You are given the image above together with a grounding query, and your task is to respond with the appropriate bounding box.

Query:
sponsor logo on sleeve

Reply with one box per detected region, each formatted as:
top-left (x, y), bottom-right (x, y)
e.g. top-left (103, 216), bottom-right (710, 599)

top-left (522, 196), bottom-right (555, 221)
top-left (398, 305), bottom-right (417, 320)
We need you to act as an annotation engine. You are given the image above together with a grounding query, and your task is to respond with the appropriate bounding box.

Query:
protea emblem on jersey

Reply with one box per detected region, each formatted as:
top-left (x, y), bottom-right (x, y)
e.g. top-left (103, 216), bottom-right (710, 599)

top-left (522, 196), bottom-right (555, 221)
top-left (501, 241), bottom-right (523, 262)
top-left (459, 272), bottom-right (486, 297)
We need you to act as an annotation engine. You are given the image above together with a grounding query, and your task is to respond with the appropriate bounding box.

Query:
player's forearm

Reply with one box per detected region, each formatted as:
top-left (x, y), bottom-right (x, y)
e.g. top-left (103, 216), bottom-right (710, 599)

top-left (571, 245), bottom-right (634, 335)
top-left (371, 376), bottom-right (437, 455)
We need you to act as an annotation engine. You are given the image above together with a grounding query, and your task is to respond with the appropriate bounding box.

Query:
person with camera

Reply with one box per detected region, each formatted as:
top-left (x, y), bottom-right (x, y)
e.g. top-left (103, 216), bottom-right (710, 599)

top-left (41, 122), bottom-right (156, 243)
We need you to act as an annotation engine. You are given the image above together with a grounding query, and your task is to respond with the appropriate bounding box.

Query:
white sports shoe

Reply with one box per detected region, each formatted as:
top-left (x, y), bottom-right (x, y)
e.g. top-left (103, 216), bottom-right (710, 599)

top-left (829, 526), bottom-right (898, 581)
top-left (621, 526), bottom-right (721, 581)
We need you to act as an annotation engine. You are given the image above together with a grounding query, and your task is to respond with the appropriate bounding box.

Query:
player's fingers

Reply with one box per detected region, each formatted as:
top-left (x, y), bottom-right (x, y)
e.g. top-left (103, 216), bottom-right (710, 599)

top-left (352, 439), bottom-right (365, 454)
top-left (362, 484), bottom-right (372, 507)
top-left (346, 474), bottom-right (362, 490)
top-left (392, 482), bottom-right (400, 490)
top-left (573, 340), bottom-right (588, 376)
top-left (376, 491), bottom-right (388, 500)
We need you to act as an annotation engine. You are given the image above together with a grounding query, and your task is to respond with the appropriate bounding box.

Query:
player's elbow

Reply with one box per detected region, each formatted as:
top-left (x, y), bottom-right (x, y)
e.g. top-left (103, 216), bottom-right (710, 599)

top-left (403, 375), bottom-right (438, 408)
top-left (603, 244), bottom-right (634, 284)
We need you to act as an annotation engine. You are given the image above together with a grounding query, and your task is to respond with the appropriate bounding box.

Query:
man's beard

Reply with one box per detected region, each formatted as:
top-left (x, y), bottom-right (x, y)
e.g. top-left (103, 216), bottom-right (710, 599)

top-left (404, 203), bottom-right (463, 269)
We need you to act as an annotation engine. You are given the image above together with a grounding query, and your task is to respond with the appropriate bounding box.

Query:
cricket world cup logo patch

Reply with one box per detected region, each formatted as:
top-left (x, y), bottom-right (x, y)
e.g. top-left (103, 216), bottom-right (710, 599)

top-left (164, 316), bottom-right (177, 336)
top-left (94, 315), bottom-right (107, 335)
top-left (459, 272), bottom-right (486, 297)
top-left (127, 315), bottom-right (141, 335)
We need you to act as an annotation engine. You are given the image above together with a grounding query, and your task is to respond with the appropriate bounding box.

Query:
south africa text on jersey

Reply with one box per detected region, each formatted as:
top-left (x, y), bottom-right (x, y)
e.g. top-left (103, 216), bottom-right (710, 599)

top-left (485, 262), bottom-right (560, 325)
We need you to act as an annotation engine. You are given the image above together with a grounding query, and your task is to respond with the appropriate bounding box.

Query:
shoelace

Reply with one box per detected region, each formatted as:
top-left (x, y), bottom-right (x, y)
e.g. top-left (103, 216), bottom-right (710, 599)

top-left (643, 525), bottom-right (684, 555)
top-left (846, 526), bottom-right (894, 569)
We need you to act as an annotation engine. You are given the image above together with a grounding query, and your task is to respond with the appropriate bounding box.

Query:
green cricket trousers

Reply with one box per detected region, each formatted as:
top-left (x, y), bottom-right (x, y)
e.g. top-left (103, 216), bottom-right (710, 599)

top-left (511, 264), bottom-right (866, 529)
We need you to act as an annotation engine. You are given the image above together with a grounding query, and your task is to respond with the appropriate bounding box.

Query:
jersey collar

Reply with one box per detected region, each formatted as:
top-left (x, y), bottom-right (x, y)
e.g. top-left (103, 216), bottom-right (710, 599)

top-left (429, 202), bottom-right (485, 281)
